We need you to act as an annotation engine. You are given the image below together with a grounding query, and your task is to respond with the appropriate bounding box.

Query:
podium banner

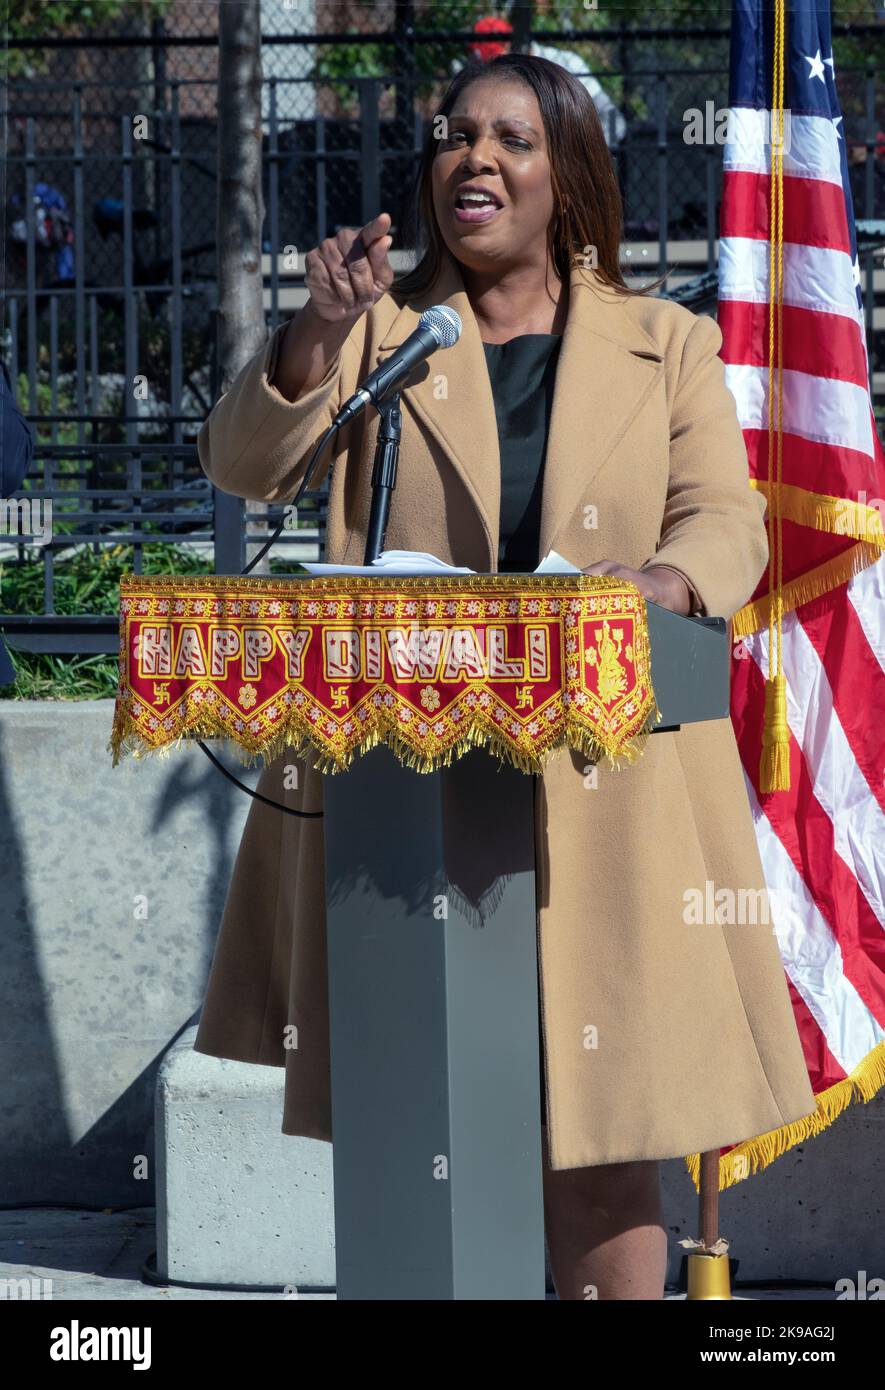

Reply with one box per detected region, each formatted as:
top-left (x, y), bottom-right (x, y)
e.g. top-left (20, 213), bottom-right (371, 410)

top-left (109, 572), bottom-right (660, 774)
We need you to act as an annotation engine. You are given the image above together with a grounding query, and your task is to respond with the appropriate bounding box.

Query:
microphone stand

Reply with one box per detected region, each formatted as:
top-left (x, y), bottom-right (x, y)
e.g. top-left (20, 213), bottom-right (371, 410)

top-left (363, 391), bottom-right (403, 565)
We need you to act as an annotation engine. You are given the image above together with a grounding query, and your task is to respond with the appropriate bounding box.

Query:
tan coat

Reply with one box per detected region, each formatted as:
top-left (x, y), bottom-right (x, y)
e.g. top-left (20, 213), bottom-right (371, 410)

top-left (192, 254), bottom-right (818, 1171)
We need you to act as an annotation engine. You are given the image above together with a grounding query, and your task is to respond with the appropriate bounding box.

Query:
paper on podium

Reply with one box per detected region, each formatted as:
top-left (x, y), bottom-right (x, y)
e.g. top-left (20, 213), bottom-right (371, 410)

top-left (531, 549), bottom-right (582, 574)
top-left (298, 550), bottom-right (474, 576)
top-left (299, 548), bottom-right (583, 576)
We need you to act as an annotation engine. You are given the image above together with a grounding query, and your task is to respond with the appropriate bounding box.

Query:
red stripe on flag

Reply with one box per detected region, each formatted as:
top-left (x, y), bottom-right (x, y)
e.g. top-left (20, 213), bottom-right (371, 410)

top-left (786, 976), bottom-right (849, 1088)
top-left (721, 169), bottom-right (852, 253)
top-left (741, 428), bottom-right (881, 497)
top-left (731, 652), bottom-right (885, 1041)
top-left (718, 299), bottom-right (869, 388)
top-left (797, 587), bottom-right (885, 818)
top-left (744, 523), bottom-right (859, 605)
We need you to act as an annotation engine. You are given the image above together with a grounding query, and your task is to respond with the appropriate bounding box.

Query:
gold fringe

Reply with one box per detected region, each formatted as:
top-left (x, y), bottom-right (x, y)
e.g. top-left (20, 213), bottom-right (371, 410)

top-left (732, 542), bottom-right (885, 638)
top-left (117, 571), bottom-right (639, 598)
top-left (683, 1039), bottom-right (885, 1193)
top-left (112, 571), bottom-right (660, 774)
top-left (750, 479), bottom-right (885, 546)
top-left (108, 698), bottom-right (662, 778)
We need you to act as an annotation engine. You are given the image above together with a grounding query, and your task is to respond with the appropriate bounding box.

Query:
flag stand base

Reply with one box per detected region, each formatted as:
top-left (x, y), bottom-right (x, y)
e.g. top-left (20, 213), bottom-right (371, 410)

top-left (686, 1252), bottom-right (732, 1300)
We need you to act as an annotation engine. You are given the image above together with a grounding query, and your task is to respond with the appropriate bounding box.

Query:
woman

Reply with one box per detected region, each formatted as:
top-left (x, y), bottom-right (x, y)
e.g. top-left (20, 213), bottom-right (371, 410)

top-left (193, 54), bottom-right (817, 1300)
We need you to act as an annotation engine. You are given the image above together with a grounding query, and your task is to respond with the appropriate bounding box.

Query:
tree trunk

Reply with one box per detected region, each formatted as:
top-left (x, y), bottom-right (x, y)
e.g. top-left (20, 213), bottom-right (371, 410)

top-left (217, 0), bottom-right (268, 570)
top-left (510, 0), bottom-right (535, 54)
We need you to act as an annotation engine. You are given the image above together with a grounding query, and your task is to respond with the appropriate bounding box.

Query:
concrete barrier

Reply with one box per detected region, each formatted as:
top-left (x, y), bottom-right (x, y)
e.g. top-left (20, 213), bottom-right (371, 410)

top-left (156, 1026), bottom-right (334, 1290)
top-left (0, 698), bottom-right (881, 1288)
top-left (0, 698), bottom-right (254, 1208)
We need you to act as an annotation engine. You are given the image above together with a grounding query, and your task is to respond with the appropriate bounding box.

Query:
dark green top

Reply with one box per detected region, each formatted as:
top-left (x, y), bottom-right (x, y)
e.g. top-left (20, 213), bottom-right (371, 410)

top-left (482, 333), bottom-right (563, 574)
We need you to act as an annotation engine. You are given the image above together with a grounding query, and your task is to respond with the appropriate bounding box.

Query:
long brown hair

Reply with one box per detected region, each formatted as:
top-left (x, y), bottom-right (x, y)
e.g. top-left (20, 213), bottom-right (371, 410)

top-left (394, 52), bottom-right (653, 303)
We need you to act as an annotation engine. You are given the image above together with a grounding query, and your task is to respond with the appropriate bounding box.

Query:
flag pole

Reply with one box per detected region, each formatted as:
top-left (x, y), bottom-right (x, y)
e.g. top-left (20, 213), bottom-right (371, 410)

top-left (759, 0), bottom-right (791, 792)
top-left (688, 10), bottom-right (792, 1295)
top-left (685, 1151), bottom-right (732, 1299)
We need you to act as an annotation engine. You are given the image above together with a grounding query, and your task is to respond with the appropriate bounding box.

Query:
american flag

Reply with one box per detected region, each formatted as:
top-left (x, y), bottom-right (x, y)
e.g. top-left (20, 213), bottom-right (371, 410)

top-left (713, 0), bottom-right (885, 1186)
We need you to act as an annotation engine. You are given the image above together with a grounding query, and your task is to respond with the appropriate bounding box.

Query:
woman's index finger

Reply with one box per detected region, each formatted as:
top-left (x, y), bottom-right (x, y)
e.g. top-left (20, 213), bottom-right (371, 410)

top-left (359, 211), bottom-right (392, 247)
top-left (343, 213), bottom-right (391, 267)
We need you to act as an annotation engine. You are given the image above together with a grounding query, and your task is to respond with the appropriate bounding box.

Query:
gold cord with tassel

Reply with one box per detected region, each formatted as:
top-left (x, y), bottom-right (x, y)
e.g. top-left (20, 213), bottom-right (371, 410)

top-left (760, 0), bottom-right (791, 793)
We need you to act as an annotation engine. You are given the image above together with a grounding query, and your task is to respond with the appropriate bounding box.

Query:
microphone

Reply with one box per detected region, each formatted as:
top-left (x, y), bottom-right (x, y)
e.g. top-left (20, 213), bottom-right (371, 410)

top-left (332, 305), bottom-right (462, 427)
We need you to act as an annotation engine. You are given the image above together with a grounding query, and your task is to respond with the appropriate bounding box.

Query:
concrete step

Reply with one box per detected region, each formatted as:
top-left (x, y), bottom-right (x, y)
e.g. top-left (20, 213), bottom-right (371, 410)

top-left (155, 1025), bottom-right (335, 1291)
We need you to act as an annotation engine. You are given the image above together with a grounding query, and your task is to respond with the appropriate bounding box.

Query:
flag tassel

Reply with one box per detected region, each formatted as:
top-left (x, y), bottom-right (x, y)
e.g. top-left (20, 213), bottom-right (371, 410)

top-left (759, 670), bottom-right (790, 791)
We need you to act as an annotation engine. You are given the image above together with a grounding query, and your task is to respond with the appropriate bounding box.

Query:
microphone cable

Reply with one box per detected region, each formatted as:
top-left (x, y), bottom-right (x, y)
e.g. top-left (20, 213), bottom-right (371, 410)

top-left (196, 419), bottom-right (343, 819)
top-left (194, 300), bottom-right (461, 817)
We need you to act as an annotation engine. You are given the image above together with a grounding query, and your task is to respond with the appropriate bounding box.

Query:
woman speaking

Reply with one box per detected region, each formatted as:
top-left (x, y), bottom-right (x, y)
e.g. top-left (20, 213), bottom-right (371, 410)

top-left (193, 54), bottom-right (817, 1301)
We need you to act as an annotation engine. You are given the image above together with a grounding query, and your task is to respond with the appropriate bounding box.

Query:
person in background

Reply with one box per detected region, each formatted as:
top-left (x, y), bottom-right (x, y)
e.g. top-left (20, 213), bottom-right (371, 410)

top-left (0, 358), bottom-right (34, 686)
top-left (464, 13), bottom-right (626, 146)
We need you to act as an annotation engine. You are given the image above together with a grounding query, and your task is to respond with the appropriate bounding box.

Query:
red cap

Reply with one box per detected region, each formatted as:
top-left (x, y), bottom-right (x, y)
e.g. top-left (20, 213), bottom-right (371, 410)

top-left (469, 15), bottom-right (513, 63)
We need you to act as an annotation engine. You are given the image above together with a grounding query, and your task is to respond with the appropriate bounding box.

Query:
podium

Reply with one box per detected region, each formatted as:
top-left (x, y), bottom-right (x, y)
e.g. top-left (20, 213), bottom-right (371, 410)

top-left (319, 595), bottom-right (728, 1300)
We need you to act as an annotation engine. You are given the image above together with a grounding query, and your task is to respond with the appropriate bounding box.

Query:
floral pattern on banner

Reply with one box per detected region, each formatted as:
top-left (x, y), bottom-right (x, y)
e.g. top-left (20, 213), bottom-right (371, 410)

top-left (109, 573), bottom-right (660, 775)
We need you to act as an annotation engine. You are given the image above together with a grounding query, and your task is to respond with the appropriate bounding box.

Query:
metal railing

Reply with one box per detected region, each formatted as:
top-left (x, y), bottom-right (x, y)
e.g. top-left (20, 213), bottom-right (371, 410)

top-left (2, 24), bottom-right (884, 651)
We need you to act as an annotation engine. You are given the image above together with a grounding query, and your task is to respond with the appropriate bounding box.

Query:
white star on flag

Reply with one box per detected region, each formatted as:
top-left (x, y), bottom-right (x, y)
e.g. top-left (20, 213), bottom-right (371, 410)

top-left (833, 115), bottom-right (843, 140)
top-left (805, 49), bottom-right (826, 81)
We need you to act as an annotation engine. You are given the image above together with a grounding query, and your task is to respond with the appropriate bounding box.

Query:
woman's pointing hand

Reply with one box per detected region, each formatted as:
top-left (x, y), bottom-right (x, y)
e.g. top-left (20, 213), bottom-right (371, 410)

top-left (304, 211), bottom-right (395, 324)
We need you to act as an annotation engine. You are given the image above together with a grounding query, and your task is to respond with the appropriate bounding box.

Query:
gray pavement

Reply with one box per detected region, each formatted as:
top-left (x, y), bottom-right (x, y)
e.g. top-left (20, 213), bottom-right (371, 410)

top-left (0, 1208), bottom-right (841, 1302)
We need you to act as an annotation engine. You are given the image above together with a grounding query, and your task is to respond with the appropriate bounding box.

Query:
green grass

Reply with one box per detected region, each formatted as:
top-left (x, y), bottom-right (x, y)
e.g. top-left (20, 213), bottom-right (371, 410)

top-left (0, 544), bottom-right (310, 700)
top-left (5, 653), bottom-right (122, 701)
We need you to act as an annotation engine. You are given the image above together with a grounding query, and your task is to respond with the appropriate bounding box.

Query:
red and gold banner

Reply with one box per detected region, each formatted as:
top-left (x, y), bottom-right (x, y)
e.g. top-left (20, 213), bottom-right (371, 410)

top-left (109, 573), bottom-right (660, 775)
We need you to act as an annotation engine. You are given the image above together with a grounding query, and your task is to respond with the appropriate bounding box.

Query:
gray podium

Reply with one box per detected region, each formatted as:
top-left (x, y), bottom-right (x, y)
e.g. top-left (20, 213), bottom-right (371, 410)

top-left (320, 598), bottom-right (728, 1300)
